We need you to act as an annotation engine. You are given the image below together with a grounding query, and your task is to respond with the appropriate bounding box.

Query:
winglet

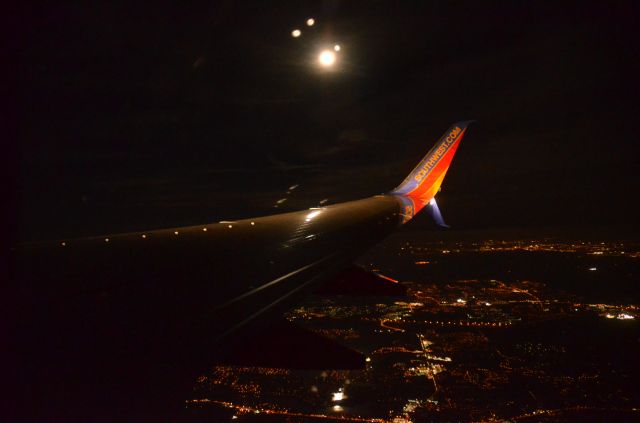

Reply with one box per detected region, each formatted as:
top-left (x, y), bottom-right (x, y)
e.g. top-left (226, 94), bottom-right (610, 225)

top-left (427, 198), bottom-right (450, 228)
top-left (391, 121), bottom-right (472, 199)
top-left (391, 121), bottom-right (472, 223)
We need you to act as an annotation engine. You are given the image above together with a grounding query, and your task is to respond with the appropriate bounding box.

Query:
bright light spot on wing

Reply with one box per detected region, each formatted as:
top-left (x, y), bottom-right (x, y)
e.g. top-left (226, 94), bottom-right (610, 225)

top-left (305, 210), bottom-right (322, 222)
top-left (429, 198), bottom-right (436, 205)
top-left (318, 50), bottom-right (336, 67)
top-left (334, 44), bottom-right (341, 51)
top-left (332, 391), bottom-right (344, 401)
top-left (291, 29), bottom-right (301, 37)
top-left (306, 18), bottom-right (315, 26)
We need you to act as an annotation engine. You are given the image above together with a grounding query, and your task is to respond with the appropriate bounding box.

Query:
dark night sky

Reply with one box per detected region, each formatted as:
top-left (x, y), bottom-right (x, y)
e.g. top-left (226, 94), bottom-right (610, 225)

top-left (13, 1), bottom-right (640, 241)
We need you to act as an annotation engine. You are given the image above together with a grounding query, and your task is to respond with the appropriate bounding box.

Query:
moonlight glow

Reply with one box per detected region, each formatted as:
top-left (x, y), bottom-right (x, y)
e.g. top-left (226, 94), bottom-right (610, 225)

top-left (318, 50), bottom-right (336, 67)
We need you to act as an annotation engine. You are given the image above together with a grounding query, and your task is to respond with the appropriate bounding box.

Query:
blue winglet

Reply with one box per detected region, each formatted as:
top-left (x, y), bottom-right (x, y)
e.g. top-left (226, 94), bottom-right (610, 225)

top-left (427, 198), bottom-right (450, 228)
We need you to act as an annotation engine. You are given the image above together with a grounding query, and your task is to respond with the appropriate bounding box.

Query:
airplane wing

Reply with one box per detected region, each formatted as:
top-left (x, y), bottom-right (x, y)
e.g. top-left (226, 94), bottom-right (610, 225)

top-left (9, 121), bottom-right (471, 420)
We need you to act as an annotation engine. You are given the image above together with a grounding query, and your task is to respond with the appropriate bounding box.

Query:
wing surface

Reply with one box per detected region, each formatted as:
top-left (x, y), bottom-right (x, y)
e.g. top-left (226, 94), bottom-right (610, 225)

top-left (9, 122), bottom-right (471, 420)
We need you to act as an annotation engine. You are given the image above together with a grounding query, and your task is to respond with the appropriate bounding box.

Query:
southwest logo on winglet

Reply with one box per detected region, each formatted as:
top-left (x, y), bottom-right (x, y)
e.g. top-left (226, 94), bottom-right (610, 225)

top-left (390, 121), bottom-right (471, 200)
top-left (413, 126), bottom-right (461, 183)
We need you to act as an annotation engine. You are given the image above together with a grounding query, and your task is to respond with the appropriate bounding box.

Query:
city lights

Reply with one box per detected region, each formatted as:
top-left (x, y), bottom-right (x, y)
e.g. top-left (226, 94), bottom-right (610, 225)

top-left (185, 238), bottom-right (638, 422)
